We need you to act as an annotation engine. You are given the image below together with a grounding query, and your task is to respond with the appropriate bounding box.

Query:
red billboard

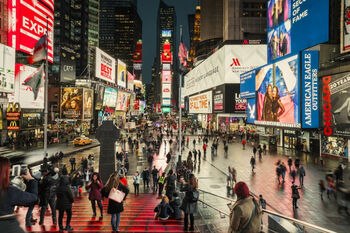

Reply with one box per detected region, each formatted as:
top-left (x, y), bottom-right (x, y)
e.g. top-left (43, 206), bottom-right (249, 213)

top-left (161, 41), bottom-right (172, 64)
top-left (133, 40), bottom-right (142, 63)
top-left (8, 0), bottom-right (54, 63)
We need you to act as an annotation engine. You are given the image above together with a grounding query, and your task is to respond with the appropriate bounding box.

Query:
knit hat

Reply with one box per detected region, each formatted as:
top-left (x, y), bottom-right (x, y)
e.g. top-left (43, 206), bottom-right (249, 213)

top-left (234, 181), bottom-right (250, 198)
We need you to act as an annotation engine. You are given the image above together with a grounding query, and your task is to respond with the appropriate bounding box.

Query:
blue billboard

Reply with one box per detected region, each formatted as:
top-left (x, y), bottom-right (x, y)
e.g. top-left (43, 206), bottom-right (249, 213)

top-left (240, 70), bottom-right (256, 98)
top-left (267, 0), bottom-right (329, 62)
top-left (247, 98), bottom-right (256, 124)
top-left (301, 50), bottom-right (319, 128)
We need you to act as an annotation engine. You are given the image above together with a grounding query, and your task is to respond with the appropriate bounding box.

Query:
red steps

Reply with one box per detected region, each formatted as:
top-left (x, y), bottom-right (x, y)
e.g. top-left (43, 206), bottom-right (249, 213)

top-left (18, 193), bottom-right (198, 232)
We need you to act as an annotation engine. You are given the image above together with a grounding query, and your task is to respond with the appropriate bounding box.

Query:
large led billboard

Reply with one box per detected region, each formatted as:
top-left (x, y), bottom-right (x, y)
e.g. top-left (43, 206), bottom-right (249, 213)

top-left (189, 91), bottom-right (212, 114)
top-left (256, 54), bottom-right (300, 128)
top-left (117, 59), bottom-right (126, 88)
top-left (8, 0), bottom-right (54, 63)
top-left (162, 70), bottom-right (171, 83)
top-left (60, 46), bottom-right (76, 83)
top-left (127, 72), bottom-right (134, 91)
top-left (161, 41), bottom-right (172, 64)
top-left (116, 91), bottom-right (129, 111)
top-left (267, 0), bottom-right (329, 62)
top-left (0, 44), bottom-right (15, 93)
top-left (95, 48), bottom-right (116, 83)
top-left (60, 87), bottom-right (83, 119)
top-left (162, 83), bottom-right (171, 99)
top-left (8, 64), bottom-right (44, 109)
top-left (162, 30), bottom-right (172, 38)
top-left (103, 87), bottom-right (118, 108)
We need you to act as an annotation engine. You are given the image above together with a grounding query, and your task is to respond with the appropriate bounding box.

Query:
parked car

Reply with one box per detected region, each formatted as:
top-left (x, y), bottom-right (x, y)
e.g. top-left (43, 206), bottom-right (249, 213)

top-left (73, 136), bottom-right (92, 146)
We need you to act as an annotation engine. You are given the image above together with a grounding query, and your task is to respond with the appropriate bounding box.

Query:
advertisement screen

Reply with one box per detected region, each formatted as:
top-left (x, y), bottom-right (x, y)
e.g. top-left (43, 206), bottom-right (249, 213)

top-left (103, 87), bottom-right (118, 107)
top-left (267, 0), bottom-right (329, 62)
top-left (322, 72), bottom-right (350, 137)
top-left (189, 91), bottom-right (212, 114)
top-left (213, 86), bottom-right (224, 112)
top-left (8, 64), bottom-right (45, 109)
top-left (116, 91), bottom-right (128, 111)
top-left (95, 48), bottom-right (116, 83)
top-left (95, 85), bottom-right (105, 110)
top-left (60, 46), bottom-right (76, 83)
top-left (162, 83), bottom-right (171, 98)
top-left (127, 72), bottom-right (134, 91)
top-left (247, 98), bottom-right (256, 124)
top-left (117, 59), bottom-right (126, 88)
top-left (83, 88), bottom-right (93, 119)
top-left (301, 50), bottom-right (319, 128)
top-left (341, 0), bottom-right (350, 53)
top-left (162, 98), bottom-right (171, 106)
top-left (162, 30), bottom-right (172, 37)
top-left (161, 41), bottom-right (172, 64)
top-left (8, 0), bottom-right (54, 63)
top-left (226, 84), bottom-right (247, 113)
top-left (0, 44), bottom-right (15, 93)
top-left (240, 70), bottom-right (256, 99)
top-left (256, 54), bottom-right (300, 127)
top-left (162, 70), bottom-right (172, 83)
top-left (60, 87), bottom-right (83, 119)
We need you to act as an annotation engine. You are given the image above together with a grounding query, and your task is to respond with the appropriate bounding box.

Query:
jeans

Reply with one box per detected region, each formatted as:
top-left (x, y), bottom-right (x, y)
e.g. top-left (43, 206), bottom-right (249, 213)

top-left (91, 200), bottom-right (103, 215)
top-left (134, 183), bottom-right (139, 195)
top-left (58, 209), bottom-right (72, 228)
top-left (40, 197), bottom-right (56, 223)
top-left (299, 176), bottom-right (304, 186)
top-left (143, 179), bottom-right (149, 188)
top-left (184, 213), bottom-right (194, 230)
top-left (111, 213), bottom-right (121, 231)
top-left (25, 204), bottom-right (35, 224)
top-left (153, 177), bottom-right (158, 193)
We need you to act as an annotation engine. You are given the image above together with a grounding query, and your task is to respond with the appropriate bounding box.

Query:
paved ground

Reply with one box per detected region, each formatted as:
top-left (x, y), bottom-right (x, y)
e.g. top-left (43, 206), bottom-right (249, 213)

top-left (182, 135), bottom-right (350, 233)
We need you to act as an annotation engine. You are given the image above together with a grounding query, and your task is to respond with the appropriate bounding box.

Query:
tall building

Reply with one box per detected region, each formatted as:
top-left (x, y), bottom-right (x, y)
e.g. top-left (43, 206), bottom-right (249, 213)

top-left (188, 5), bottom-right (200, 67)
top-left (99, 0), bottom-right (142, 69)
top-left (0, 0), bottom-right (8, 44)
top-left (197, 0), bottom-right (266, 59)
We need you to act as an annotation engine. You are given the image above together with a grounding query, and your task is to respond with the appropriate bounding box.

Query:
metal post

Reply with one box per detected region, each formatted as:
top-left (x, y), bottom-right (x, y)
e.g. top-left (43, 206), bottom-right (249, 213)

top-left (44, 17), bottom-right (49, 158)
top-left (178, 25), bottom-right (183, 165)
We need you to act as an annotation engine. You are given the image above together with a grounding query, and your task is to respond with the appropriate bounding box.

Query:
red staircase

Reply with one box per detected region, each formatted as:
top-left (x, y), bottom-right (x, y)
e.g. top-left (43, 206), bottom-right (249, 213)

top-left (17, 193), bottom-right (194, 232)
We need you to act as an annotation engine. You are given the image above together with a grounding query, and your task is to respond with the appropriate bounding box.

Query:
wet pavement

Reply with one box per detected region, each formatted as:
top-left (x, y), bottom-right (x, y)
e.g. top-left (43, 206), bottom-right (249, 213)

top-left (181, 135), bottom-right (350, 233)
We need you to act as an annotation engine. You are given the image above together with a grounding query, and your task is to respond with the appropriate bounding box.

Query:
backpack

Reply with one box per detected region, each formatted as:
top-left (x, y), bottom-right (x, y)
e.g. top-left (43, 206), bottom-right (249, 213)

top-left (188, 189), bottom-right (199, 203)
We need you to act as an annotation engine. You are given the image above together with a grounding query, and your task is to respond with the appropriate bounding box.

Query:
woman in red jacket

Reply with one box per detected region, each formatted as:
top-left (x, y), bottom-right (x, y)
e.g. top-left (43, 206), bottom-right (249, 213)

top-left (86, 172), bottom-right (104, 218)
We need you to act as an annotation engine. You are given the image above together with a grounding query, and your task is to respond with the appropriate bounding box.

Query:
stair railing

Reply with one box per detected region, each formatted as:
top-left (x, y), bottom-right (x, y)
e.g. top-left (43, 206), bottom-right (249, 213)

top-left (197, 189), bottom-right (337, 233)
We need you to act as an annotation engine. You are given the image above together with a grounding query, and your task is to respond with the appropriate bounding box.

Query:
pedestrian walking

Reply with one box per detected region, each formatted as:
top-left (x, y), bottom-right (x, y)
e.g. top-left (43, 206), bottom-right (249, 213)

top-left (86, 172), bottom-right (104, 218)
top-left (242, 139), bottom-right (246, 150)
top-left (294, 158), bottom-right (300, 169)
top-left (203, 144), bottom-right (207, 159)
top-left (186, 137), bottom-right (189, 147)
top-left (158, 173), bottom-right (166, 197)
top-left (291, 168), bottom-right (296, 183)
top-left (276, 165), bottom-right (281, 184)
top-left (211, 145), bottom-right (215, 159)
top-left (319, 180), bottom-right (326, 200)
top-left (253, 146), bottom-right (257, 156)
top-left (141, 167), bottom-right (150, 189)
top-left (180, 174), bottom-right (199, 232)
top-left (228, 182), bottom-right (262, 233)
top-left (259, 194), bottom-right (266, 209)
top-left (133, 172), bottom-right (140, 195)
top-left (193, 139), bottom-right (196, 149)
top-left (287, 157), bottom-right (293, 172)
top-left (152, 166), bottom-right (159, 194)
top-left (224, 144), bottom-right (228, 158)
top-left (291, 182), bottom-right (301, 209)
top-left (227, 167), bottom-right (233, 187)
top-left (298, 165), bottom-right (306, 186)
top-left (250, 156), bottom-right (256, 172)
top-left (193, 149), bottom-right (197, 163)
top-left (102, 172), bottom-right (129, 232)
top-left (72, 171), bottom-right (84, 197)
top-left (56, 175), bottom-right (74, 232)
top-left (197, 150), bottom-right (201, 162)
top-left (69, 157), bottom-right (76, 171)
top-left (280, 163), bottom-right (287, 183)
top-left (165, 170), bottom-right (176, 201)
top-left (258, 147), bottom-right (262, 159)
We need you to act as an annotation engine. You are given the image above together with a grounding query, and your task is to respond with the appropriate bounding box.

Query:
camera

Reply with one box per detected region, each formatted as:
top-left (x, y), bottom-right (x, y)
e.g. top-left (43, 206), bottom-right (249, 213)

top-left (10, 164), bottom-right (28, 191)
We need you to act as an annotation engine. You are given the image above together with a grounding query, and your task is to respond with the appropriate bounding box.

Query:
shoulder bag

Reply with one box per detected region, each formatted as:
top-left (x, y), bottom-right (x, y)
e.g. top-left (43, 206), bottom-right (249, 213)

top-left (108, 184), bottom-right (125, 203)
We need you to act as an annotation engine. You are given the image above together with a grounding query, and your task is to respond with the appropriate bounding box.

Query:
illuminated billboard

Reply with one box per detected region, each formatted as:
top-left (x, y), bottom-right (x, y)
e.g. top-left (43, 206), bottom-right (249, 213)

top-left (127, 72), bottom-right (134, 91)
top-left (267, 0), bottom-right (329, 62)
top-left (103, 87), bottom-right (118, 108)
top-left (161, 40), bottom-right (172, 64)
top-left (117, 59), bottom-right (127, 88)
top-left (60, 87), bottom-right (83, 119)
top-left (162, 70), bottom-right (171, 83)
top-left (162, 30), bottom-right (172, 37)
top-left (8, 0), bottom-right (54, 63)
top-left (95, 47), bottom-right (116, 83)
top-left (162, 83), bottom-right (171, 98)
top-left (189, 91), bottom-right (212, 114)
top-left (83, 88), bottom-right (93, 120)
top-left (0, 44), bottom-right (15, 93)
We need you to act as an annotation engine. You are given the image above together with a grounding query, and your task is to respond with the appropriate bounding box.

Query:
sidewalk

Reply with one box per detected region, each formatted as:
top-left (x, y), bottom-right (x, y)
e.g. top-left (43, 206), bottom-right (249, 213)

top-left (182, 135), bottom-right (350, 233)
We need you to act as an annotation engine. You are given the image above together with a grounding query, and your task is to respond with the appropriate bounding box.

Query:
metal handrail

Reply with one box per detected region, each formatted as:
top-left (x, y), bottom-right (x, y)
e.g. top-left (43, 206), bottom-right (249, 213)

top-left (197, 189), bottom-right (337, 233)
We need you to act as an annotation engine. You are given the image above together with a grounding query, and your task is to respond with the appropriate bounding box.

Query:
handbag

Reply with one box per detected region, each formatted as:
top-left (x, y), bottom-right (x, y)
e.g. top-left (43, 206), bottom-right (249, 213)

top-left (108, 185), bottom-right (125, 203)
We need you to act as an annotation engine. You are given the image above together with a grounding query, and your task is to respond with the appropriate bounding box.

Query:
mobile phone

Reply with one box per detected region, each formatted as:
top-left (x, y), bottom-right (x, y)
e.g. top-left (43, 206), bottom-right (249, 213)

top-left (11, 165), bottom-right (21, 177)
top-left (20, 164), bottom-right (28, 175)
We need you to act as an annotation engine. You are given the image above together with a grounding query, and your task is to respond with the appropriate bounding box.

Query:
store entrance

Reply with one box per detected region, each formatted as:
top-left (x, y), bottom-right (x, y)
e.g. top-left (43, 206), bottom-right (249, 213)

top-left (284, 135), bottom-right (297, 149)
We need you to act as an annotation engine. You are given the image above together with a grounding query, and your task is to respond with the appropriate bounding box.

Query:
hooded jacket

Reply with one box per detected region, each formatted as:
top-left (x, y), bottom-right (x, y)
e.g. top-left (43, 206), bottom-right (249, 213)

top-left (56, 176), bottom-right (74, 210)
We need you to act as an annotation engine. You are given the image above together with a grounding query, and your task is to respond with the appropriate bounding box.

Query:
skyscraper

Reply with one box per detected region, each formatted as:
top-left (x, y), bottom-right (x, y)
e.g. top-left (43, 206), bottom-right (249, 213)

top-left (99, 0), bottom-right (142, 69)
top-left (188, 5), bottom-right (200, 67)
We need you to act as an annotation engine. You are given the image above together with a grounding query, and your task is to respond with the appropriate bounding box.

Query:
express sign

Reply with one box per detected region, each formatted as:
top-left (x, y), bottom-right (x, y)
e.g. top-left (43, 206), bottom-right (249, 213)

top-left (8, 0), bottom-right (54, 63)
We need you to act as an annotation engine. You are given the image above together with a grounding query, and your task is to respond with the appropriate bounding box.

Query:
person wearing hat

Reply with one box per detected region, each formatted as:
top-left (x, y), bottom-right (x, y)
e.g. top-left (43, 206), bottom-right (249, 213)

top-left (228, 182), bottom-right (262, 233)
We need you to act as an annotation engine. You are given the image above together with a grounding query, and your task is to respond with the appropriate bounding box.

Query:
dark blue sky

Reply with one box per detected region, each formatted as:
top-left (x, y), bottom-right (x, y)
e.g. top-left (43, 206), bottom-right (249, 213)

top-left (138, 0), bottom-right (197, 84)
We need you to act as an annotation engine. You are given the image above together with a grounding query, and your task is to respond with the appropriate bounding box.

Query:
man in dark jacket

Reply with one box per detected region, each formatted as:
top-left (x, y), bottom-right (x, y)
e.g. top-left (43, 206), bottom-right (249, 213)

top-left (69, 157), bottom-right (76, 171)
top-left (39, 168), bottom-right (59, 225)
top-left (152, 166), bottom-right (159, 193)
top-left (141, 167), bottom-right (150, 189)
top-left (165, 170), bottom-right (176, 200)
top-left (56, 175), bottom-right (74, 231)
top-left (170, 192), bottom-right (182, 219)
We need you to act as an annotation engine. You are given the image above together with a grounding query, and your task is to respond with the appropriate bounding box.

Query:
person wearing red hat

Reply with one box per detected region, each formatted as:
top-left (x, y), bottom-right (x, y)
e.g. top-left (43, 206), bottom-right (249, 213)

top-left (228, 182), bottom-right (262, 233)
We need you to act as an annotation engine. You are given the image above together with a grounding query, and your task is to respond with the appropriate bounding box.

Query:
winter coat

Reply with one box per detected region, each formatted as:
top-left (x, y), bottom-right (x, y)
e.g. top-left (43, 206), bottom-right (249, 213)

top-left (228, 196), bottom-right (262, 233)
top-left (39, 173), bottom-right (59, 206)
top-left (56, 176), bottom-right (74, 210)
top-left (180, 184), bottom-right (198, 214)
top-left (141, 170), bottom-right (150, 180)
top-left (154, 202), bottom-right (174, 219)
top-left (170, 197), bottom-right (182, 219)
top-left (72, 175), bottom-right (84, 187)
top-left (101, 183), bottom-right (129, 214)
top-left (86, 174), bottom-right (104, 201)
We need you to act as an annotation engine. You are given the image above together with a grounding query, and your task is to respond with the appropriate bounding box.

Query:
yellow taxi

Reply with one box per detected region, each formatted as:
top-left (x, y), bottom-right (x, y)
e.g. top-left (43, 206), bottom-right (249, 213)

top-left (73, 136), bottom-right (92, 146)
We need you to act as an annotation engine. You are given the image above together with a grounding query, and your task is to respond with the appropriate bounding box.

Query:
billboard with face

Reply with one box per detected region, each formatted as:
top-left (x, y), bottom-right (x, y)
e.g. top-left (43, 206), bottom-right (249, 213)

top-left (60, 87), bottom-right (83, 119)
top-left (95, 48), bottom-right (116, 83)
top-left (117, 60), bottom-right (127, 88)
top-left (83, 88), bottom-right (93, 119)
top-left (8, 0), bottom-right (54, 63)
top-left (267, 0), bottom-right (329, 62)
top-left (8, 64), bottom-right (45, 109)
top-left (256, 54), bottom-right (300, 127)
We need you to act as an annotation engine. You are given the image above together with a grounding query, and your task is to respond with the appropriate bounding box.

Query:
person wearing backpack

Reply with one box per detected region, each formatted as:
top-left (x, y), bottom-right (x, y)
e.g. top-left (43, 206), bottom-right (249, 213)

top-left (180, 173), bottom-right (198, 232)
top-left (228, 182), bottom-right (262, 233)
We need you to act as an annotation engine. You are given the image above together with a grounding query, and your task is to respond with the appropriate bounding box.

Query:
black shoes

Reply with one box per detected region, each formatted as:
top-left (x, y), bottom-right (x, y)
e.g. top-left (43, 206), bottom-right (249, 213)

top-left (66, 226), bottom-right (74, 232)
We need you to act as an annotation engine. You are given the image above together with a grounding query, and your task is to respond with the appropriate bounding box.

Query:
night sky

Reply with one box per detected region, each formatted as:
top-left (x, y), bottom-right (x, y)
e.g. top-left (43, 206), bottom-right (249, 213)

top-left (138, 0), bottom-right (197, 84)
